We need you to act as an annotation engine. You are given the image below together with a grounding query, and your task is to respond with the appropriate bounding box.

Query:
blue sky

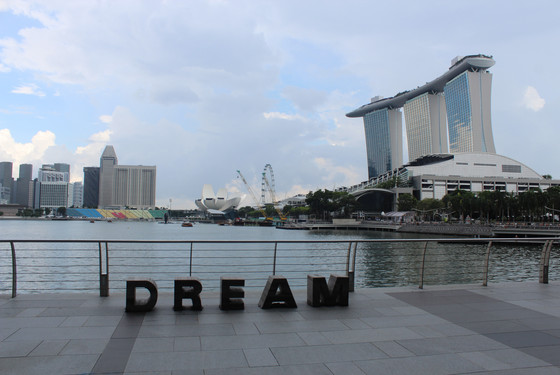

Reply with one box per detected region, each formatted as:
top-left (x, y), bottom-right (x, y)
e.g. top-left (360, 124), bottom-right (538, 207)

top-left (1, 0), bottom-right (559, 208)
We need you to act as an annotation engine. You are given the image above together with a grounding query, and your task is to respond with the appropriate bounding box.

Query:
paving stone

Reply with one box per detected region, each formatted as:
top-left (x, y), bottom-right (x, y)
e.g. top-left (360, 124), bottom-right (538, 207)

top-left (244, 348), bottom-right (278, 367)
top-left (373, 340), bottom-right (415, 358)
top-left (29, 339), bottom-right (68, 356)
top-left (271, 342), bottom-right (387, 365)
top-left (355, 353), bottom-right (485, 375)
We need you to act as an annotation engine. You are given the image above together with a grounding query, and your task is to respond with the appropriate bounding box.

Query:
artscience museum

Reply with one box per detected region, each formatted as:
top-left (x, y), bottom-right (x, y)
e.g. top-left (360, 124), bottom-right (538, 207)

top-left (194, 184), bottom-right (241, 213)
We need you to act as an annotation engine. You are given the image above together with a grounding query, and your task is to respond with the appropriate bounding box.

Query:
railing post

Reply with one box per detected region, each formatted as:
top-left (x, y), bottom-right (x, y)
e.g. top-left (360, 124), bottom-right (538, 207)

top-left (272, 242), bottom-right (278, 275)
top-left (10, 241), bottom-right (16, 298)
top-left (189, 242), bottom-right (193, 276)
top-left (482, 241), bottom-right (493, 286)
top-left (419, 241), bottom-right (428, 289)
top-left (99, 242), bottom-right (109, 297)
top-left (540, 240), bottom-right (553, 284)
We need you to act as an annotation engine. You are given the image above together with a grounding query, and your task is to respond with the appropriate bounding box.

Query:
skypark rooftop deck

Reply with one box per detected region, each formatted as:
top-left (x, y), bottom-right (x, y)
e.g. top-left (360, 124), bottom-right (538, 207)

top-left (346, 54), bottom-right (494, 117)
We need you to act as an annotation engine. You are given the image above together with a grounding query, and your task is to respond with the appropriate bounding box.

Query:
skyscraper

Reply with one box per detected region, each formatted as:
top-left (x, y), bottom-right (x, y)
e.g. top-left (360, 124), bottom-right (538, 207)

top-left (98, 146), bottom-right (118, 208)
top-left (83, 167), bottom-right (100, 208)
top-left (403, 93), bottom-right (448, 161)
top-left (444, 71), bottom-right (495, 153)
top-left (347, 54), bottom-right (495, 179)
top-left (16, 164), bottom-right (33, 206)
top-left (0, 162), bottom-right (13, 203)
top-left (363, 108), bottom-right (402, 179)
top-left (97, 145), bottom-right (156, 209)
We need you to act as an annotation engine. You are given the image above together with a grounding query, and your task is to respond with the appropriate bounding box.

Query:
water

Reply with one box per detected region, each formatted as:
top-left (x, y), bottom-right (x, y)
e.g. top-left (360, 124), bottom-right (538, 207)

top-left (0, 220), bottom-right (556, 293)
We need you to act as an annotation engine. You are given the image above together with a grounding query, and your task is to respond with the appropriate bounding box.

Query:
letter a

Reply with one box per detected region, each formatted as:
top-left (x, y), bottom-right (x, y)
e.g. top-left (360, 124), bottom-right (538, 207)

top-left (258, 275), bottom-right (297, 309)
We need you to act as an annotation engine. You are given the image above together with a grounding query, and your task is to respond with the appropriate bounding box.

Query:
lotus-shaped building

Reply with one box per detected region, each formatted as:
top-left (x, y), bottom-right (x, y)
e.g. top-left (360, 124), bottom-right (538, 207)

top-left (195, 184), bottom-right (241, 213)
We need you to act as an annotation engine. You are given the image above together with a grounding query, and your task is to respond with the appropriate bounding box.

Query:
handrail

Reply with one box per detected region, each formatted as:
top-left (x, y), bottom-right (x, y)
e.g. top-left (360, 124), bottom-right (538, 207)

top-left (2, 237), bottom-right (559, 297)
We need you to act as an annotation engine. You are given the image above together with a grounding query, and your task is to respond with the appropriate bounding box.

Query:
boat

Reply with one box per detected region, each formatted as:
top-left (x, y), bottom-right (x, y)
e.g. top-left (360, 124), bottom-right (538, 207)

top-left (233, 217), bottom-right (245, 226)
top-left (181, 222), bottom-right (193, 227)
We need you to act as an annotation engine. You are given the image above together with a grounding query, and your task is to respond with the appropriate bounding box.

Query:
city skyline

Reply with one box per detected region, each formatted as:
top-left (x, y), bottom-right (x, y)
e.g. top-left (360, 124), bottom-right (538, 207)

top-left (1, 1), bottom-right (559, 208)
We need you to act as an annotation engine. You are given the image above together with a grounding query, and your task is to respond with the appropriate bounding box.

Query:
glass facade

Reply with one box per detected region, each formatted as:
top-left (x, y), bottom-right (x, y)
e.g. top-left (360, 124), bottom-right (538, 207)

top-left (404, 93), bottom-right (432, 161)
top-left (364, 109), bottom-right (392, 179)
top-left (83, 167), bottom-right (100, 208)
top-left (444, 72), bottom-right (473, 152)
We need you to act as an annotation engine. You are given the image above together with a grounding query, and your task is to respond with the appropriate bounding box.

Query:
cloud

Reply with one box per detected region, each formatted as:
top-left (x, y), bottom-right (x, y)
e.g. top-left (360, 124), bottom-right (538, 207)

top-left (282, 86), bottom-right (328, 112)
top-left (99, 115), bottom-right (112, 124)
top-left (263, 112), bottom-right (307, 121)
top-left (0, 128), bottom-right (55, 166)
top-left (11, 84), bottom-right (46, 97)
top-left (523, 86), bottom-right (545, 111)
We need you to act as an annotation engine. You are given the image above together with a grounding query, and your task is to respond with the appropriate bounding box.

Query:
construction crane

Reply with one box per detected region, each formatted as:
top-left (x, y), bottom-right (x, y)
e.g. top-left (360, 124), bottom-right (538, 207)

top-left (236, 170), bottom-right (269, 219)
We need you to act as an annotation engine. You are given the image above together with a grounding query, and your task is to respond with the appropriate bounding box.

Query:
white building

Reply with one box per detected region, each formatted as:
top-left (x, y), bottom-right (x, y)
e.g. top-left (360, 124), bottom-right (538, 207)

top-left (98, 145), bottom-right (157, 209)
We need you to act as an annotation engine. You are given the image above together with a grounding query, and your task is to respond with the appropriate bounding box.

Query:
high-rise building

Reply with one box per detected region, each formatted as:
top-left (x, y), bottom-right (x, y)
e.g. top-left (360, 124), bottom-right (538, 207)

top-left (363, 108), bottom-right (402, 179)
top-left (0, 162), bottom-right (13, 203)
top-left (97, 145), bottom-right (156, 209)
top-left (37, 167), bottom-right (69, 208)
top-left (403, 93), bottom-right (448, 161)
top-left (83, 167), bottom-right (100, 208)
top-left (347, 54), bottom-right (495, 179)
top-left (444, 71), bottom-right (495, 153)
top-left (98, 146), bottom-right (118, 208)
top-left (16, 164), bottom-right (33, 206)
top-left (72, 182), bottom-right (83, 208)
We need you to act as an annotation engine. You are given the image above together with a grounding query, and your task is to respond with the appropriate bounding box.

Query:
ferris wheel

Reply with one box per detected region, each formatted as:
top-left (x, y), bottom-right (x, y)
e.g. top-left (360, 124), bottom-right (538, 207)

top-left (260, 164), bottom-right (276, 205)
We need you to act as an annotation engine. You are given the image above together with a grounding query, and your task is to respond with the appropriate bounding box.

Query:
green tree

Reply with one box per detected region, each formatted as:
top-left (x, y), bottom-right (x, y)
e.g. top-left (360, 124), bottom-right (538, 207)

top-left (397, 193), bottom-right (417, 211)
top-left (57, 207), bottom-right (67, 217)
top-left (442, 190), bottom-right (475, 220)
top-left (306, 189), bottom-right (357, 220)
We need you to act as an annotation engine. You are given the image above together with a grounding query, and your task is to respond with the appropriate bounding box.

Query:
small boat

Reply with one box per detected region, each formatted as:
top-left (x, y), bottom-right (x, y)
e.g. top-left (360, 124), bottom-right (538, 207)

top-left (233, 218), bottom-right (245, 226)
top-left (181, 222), bottom-right (193, 227)
top-left (89, 220), bottom-right (95, 223)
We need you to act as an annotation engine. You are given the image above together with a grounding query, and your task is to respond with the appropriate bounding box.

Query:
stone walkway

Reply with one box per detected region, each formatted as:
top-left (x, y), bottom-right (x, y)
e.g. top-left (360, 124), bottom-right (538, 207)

top-left (2, 282), bottom-right (560, 374)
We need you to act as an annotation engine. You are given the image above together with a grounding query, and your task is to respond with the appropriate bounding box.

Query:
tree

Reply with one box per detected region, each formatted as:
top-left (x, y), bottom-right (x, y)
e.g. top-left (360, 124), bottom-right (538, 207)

top-left (57, 207), bottom-right (67, 217)
top-left (543, 174), bottom-right (553, 180)
top-left (397, 193), bottom-right (417, 211)
top-left (306, 189), bottom-right (357, 220)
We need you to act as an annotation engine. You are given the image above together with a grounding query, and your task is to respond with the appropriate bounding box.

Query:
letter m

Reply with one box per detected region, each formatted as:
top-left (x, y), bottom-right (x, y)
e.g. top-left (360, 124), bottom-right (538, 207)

top-left (307, 274), bottom-right (349, 307)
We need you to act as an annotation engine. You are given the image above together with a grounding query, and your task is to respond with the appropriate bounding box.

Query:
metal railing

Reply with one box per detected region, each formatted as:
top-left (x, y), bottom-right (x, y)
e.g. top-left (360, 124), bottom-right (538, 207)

top-left (1, 238), bottom-right (558, 297)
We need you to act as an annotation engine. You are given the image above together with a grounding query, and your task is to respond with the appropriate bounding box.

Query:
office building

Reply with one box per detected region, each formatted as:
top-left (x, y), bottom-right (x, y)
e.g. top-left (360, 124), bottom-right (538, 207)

top-left (97, 145), bottom-right (156, 209)
top-left (37, 166), bottom-right (69, 209)
top-left (15, 164), bottom-right (33, 207)
top-left (83, 167), bottom-right (100, 208)
top-left (70, 182), bottom-right (83, 208)
top-left (347, 54), bottom-right (495, 178)
top-left (0, 162), bottom-right (13, 203)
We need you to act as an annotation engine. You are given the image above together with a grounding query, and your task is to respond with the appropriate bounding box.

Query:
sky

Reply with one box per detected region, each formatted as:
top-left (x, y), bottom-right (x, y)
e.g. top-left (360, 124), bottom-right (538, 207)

top-left (0, 0), bottom-right (559, 209)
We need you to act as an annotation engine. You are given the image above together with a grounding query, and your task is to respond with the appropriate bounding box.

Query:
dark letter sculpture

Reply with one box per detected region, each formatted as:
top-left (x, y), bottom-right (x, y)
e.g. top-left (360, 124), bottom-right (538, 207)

top-left (220, 277), bottom-right (245, 310)
top-left (258, 275), bottom-right (297, 309)
top-left (173, 277), bottom-right (203, 311)
top-left (307, 274), bottom-right (349, 307)
top-left (126, 279), bottom-right (158, 312)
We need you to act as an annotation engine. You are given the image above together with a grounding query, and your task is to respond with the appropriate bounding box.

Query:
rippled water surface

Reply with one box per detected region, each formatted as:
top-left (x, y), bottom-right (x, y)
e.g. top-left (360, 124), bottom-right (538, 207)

top-left (0, 220), bottom-right (557, 293)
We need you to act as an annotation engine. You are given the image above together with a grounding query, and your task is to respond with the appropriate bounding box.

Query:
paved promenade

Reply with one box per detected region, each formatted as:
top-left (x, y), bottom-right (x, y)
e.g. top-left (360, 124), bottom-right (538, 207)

top-left (2, 282), bottom-right (560, 374)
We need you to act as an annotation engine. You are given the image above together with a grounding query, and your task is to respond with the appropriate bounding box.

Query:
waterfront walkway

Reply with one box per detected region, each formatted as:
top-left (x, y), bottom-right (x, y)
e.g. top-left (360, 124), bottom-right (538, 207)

top-left (2, 283), bottom-right (560, 374)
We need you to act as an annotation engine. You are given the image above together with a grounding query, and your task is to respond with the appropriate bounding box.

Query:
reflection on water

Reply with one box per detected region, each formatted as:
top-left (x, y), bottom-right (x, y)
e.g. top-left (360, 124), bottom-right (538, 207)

top-left (0, 220), bottom-right (557, 293)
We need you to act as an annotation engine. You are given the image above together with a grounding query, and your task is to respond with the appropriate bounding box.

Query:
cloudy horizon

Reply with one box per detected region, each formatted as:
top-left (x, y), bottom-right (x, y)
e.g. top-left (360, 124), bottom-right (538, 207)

top-left (1, 1), bottom-right (558, 208)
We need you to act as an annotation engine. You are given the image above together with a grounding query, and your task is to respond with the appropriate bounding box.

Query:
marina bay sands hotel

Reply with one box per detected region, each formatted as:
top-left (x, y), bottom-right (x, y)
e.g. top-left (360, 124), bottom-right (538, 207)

top-left (347, 54), bottom-right (495, 179)
top-left (346, 54), bottom-right (559, 206)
